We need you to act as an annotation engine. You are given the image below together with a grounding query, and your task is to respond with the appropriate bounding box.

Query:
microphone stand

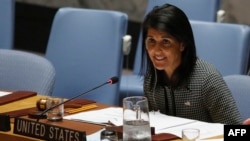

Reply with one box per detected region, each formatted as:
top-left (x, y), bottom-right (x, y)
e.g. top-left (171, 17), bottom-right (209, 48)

top-left (36, 79), bottom-right (114, 122)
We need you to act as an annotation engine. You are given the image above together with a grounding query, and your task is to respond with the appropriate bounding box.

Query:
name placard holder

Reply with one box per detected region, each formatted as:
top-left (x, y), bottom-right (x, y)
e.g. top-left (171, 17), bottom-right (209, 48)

top-left (14, 117), bottom-right (86, 141)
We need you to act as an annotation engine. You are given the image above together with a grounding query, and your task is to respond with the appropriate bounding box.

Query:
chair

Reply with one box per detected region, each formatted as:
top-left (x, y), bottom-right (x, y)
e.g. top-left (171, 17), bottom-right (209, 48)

top-left (119, 0), bottom-right (222, 105)
top-left (223, 74), bottom-right (250, 120)
top-left (0, 0), bottom-right (15, 49)
top-left (191, 20), bottom-right (250, 76)
top-left (145, 0), bottom-right (221, 22)
top-left (45, 7), bottom-right (128, 105)
top-left (0, 49), bottom-right (56, 95)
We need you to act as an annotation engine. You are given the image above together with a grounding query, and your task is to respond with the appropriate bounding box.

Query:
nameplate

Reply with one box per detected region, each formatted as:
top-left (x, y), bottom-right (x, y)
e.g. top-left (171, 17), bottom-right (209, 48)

top-left (14, 117), bottom-right (86, 141)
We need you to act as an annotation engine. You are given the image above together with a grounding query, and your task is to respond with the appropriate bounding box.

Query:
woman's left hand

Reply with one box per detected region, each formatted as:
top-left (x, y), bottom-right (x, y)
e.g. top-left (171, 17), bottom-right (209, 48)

top-left (243, 118), bottom-right (250, 125)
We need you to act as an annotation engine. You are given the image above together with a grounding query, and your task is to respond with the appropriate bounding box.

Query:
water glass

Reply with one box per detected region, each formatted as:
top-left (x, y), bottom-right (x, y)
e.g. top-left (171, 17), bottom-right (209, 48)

top-left (100, 129), bottom-right (118, 141)
top-left (123, 96), bottom-right (151, 141)
top-left (46, 97), bottom-right (64, 121)
top-left (182, 128), bottom-right (200, 141)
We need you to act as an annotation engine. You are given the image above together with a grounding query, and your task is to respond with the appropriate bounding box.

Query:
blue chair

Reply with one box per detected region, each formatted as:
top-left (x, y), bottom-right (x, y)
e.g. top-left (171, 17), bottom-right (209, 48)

top-left (45, 7), bottom-right (128, 105)
top-left (119, 0), bottom-right (222, 105)
top-left (223, 74), bottom-right (250, 120)
top-left (0, 49), bottom-right (55, 95)
top-left (0, 0), bottom-right (15, 49)
top-left (145, 0), bottom-right (221, 22)
top-left (191, 20), bottom-right (250, 76)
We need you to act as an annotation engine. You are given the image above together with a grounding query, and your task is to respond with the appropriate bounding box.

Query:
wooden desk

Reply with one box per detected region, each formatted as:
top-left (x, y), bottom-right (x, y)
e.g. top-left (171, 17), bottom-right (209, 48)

top-left (0, 95), bottom-right (223, 141)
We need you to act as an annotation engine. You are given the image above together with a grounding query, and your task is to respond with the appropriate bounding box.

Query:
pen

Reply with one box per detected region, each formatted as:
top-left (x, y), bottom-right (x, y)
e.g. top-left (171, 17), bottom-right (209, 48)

top-left (70, 118), bottom-right (112, 126)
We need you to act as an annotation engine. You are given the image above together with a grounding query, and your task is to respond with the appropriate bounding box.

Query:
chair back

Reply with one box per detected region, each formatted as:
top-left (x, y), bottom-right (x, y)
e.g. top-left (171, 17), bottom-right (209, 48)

top-left (191, 21), bottom-right (250, 76)
top-left (223, 74), bottom-right (250, 120)
top-left (0, 0), bottom-right (15, 49)
top-left (0, 49), bottom-right (55, 95)
top-left (45, 7), bottom-right (128, 105)
top-left (146, 0), bottom-right (220, 22)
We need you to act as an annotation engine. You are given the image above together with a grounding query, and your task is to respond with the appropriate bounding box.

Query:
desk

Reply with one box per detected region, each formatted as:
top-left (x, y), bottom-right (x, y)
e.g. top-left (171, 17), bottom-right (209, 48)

top-left (0, 95), bottom-right (223, 141)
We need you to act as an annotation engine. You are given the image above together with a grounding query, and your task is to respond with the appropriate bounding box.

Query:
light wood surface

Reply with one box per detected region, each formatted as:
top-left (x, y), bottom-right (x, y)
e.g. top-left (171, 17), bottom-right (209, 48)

top-left (0, 95), bottom-right (47, 113)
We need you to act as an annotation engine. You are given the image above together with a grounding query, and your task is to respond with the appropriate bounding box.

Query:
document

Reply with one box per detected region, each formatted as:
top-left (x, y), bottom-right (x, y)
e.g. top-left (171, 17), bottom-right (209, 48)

top-left (200, 139), bottom-right (223, 141)
top-left (149, 111), bottom-right (196, 131)
top-left (64, 107), bottom-right (224, 139)
top-left (156, 120), bottom-right (224, 139)
top-left (0, 91), bottom-right (11, 97)
top-left (86, 128), bottom-right (105, 141)
top-left (64, 107), bottom-right (123, 126)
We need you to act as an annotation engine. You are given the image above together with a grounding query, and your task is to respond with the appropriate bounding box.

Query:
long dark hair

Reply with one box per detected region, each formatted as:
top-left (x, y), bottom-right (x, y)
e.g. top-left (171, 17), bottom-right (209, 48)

top-left (140, 3), bottom-right (197, 87)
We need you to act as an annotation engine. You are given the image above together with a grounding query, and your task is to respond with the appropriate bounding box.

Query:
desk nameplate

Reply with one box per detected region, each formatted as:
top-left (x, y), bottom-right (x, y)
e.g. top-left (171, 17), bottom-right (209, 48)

top-left (14, 117), bottom-right (86, 141)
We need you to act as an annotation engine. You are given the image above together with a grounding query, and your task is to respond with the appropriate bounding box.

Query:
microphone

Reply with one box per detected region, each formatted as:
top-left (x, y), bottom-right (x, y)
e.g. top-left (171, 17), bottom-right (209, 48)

top-left (36, 76), bottom-right (119, 122)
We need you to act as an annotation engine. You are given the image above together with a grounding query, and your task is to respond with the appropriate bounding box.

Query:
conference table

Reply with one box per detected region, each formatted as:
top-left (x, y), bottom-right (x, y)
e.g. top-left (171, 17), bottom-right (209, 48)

top-left (0, 94), bottom-right (223, 141)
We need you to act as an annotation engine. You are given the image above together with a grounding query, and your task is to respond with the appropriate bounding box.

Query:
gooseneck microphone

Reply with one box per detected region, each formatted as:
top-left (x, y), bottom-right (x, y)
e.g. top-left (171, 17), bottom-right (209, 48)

top-left (36, 76), bottom-right (119, 122)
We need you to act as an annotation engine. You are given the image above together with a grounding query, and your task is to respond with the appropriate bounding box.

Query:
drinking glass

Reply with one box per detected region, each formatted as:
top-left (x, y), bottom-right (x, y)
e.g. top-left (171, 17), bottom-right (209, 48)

top-left (46, 97), bottom-right (64, 121)
top-left (122, 96), bottom-right (151, 141)
top-left (100, 129), bottom-right (118, 141)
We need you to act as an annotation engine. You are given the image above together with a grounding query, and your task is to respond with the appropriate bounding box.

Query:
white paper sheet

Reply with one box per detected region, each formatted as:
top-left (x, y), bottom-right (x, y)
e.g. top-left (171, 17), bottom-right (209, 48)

top-left (86, 128), bottom-right (105, 141)
top-left (149, 111), bottom-right (196, 131)
top-left (0, 91), bottom-right (12, 97)
top-left (64, 107), bottom-right (124, 126)
top-left (156, 121), bottom-right (224, 139)
top-left (200, 138), bottom-right (224, 141)
top-left (200, 139), bottom-right (223, 141)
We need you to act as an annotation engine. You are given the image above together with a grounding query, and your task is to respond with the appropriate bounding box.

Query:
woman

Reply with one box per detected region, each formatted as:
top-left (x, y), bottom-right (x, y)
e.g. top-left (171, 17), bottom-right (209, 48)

top-left (140, 3), bottom-right (242, 124)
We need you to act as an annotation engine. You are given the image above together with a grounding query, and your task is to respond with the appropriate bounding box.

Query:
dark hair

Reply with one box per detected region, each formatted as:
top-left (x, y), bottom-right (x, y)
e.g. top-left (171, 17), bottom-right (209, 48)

top-left (140, 3), bottom-right (197, 87)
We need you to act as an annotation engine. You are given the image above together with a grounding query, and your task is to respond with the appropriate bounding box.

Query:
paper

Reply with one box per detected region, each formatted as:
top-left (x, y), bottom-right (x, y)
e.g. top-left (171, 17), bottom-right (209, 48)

top-left (64, 107), bottom-right (224, 139)
top-left (64, 107), bottom-right (123, 126)
top-left (0, 91), bottom-right (12, 97)
top-left (156, 121), bottom-right (224, 139)
top-left (200, 139), bottom-right (223, 141)
top-left (87, 128), bottom-right (105, 141)
top-left (149, 111), bottom-right (196, 131)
